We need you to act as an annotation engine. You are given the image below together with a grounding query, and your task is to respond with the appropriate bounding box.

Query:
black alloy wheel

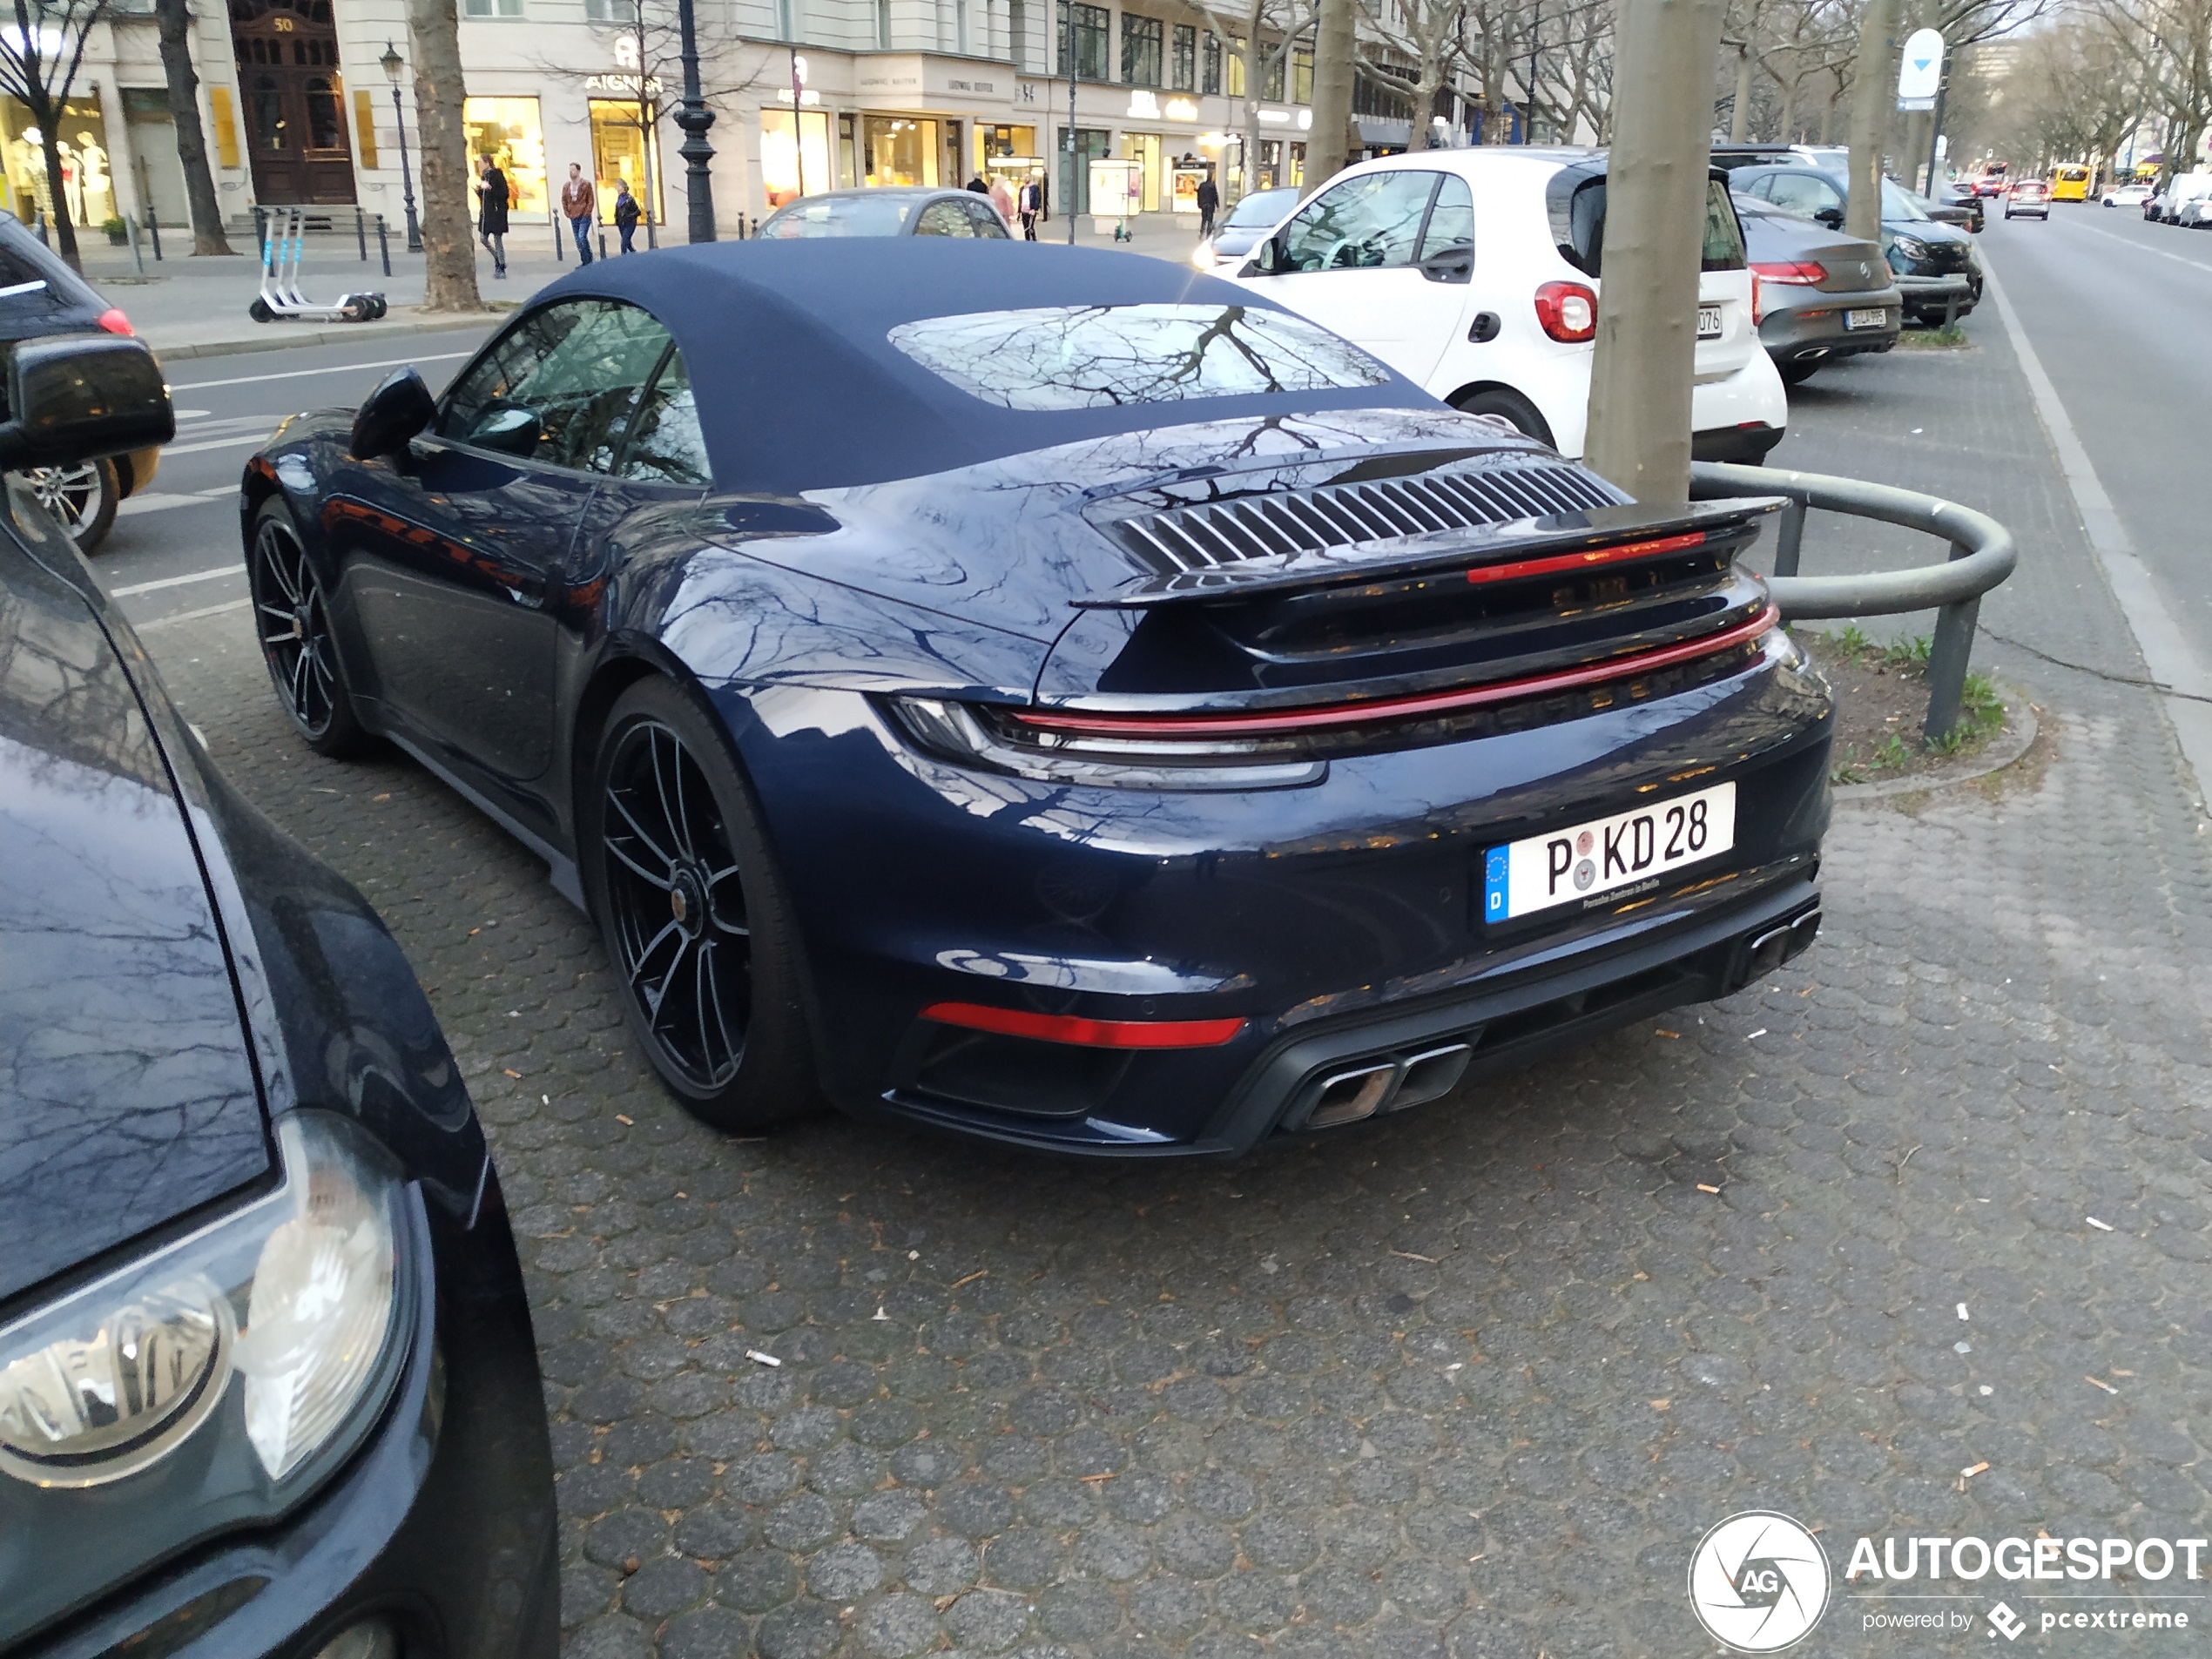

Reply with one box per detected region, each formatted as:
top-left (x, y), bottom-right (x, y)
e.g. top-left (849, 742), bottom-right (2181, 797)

top-left (250, 500), bottom-right (366, 756)
top-left (587, 678), bottom-right (813, 1131)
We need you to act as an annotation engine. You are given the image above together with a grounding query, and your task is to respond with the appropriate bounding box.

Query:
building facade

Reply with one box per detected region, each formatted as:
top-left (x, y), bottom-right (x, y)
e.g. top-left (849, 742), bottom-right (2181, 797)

top-left (9, 0), bottom-right (1453, 241)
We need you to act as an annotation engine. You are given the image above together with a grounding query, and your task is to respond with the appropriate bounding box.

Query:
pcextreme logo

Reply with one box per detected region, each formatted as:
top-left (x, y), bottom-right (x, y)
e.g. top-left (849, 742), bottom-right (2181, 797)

top-left (1688, 1511), bottom-right (1832, 1652)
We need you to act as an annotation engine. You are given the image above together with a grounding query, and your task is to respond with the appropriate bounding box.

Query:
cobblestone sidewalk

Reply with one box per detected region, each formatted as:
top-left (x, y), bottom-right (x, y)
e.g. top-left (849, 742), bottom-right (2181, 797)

top-left (140, 312), bottom-right (2212, 1657)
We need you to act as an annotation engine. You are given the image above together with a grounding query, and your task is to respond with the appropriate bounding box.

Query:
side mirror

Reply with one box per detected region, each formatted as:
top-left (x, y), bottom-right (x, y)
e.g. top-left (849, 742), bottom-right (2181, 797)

top-left (1815, 206), bottom-right (1845, 228)
top-left (0, 334), bottom-right (172, 471)
top-left (1244, 233), bottom-right (1285, 277)
top-left (467, 403), bottom-right (543, 458)
top-left (349, 366), bottom-right (434, 461)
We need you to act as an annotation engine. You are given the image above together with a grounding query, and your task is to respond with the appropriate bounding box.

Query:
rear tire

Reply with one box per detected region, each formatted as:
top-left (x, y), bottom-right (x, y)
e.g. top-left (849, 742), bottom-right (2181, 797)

top-left (582, 678), bottom-right (817, 1134)
top-left (1451, 386), bottom-right (1556, 448)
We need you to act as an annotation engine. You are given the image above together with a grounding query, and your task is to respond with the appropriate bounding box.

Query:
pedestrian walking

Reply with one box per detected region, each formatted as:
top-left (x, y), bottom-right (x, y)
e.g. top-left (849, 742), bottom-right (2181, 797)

top-left (988, 173), bottom-right (1015, 227)
top-left (1195, 173), bottom-right (1219, 238)
top-left (1017, 176), bottom-right (1042, 240)
top-left (476, 154), bottom-right (509, 277)
top-left (561, 162), bottom-right (597, 266)
top-left (965, 172), bottom-right (988, 194)
top-left (613, 179), bottom-right (641, 253)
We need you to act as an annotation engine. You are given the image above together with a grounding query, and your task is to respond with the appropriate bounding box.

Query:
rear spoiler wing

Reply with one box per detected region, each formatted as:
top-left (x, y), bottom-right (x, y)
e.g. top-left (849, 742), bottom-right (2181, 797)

top-left (1070, 496), bottom-right (1787, 610)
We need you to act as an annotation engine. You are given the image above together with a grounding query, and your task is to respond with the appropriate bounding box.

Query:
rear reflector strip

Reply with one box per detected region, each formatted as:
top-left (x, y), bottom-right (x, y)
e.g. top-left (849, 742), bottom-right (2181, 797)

top-left (1465, 530), bottom-right (1708, 588)
top-left (1010, 604), bottom-right (1781, 741)
top-left (921, 1001), bottom-right (1249, 1049)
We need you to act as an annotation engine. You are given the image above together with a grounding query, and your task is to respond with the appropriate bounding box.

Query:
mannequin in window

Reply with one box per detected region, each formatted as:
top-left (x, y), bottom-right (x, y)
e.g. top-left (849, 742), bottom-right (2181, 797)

top-left (75, 132), bottom-right (110, 226)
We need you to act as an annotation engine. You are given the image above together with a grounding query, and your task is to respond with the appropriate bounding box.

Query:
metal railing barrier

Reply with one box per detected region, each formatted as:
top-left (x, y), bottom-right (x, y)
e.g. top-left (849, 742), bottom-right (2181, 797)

top-left (1690, 460), bottom-right (2018, 744)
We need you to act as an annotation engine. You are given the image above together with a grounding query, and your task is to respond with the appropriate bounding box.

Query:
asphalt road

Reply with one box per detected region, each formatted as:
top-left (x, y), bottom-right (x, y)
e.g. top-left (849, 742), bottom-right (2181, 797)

top-left (1973, 202), bottom-right (2212, 638)
top-left (97, 329), bottom-right (496, 629)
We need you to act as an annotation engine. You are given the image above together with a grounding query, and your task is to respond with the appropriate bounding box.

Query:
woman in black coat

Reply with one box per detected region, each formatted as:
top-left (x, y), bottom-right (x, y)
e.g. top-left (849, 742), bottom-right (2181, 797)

top-left (477, 156), bottom-right (510, 277)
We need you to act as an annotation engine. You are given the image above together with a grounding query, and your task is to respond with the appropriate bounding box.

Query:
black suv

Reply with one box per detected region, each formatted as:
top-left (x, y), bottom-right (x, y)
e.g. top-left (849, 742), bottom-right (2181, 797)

top-left (0, 211), bottom-right (160, 549)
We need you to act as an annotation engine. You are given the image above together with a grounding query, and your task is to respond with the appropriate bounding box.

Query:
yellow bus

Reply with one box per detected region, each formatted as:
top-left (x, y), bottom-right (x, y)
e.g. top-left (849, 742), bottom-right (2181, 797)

top-left (2051, 165), bottom-right (2092, 202)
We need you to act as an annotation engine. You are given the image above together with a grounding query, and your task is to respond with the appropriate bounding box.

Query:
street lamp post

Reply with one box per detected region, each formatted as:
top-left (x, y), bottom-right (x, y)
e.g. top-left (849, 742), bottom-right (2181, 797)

top-left (1064, 0), bottom-right (1077, 244)
top-left (674, 0), bottom-right (715, 239)
top-left (380, 42), bottom-right (421, 253)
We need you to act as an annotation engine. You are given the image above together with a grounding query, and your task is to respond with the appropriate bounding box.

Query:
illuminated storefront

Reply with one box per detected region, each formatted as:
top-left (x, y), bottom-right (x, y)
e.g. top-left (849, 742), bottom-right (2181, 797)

top-left (1, 95), bottom-right (115, 227)
top-left (861, 115), bottom-right (939, 187)
top-left (760, 107), bottom-right (831, 206)
top-left (462, 96), bottom-right (547, 220)
top-left (587, 97), bottom-right (664, 225)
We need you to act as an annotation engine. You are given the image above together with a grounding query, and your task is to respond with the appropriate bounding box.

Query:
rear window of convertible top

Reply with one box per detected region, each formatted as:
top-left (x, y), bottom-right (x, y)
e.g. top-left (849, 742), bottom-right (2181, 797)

top-left (886, 302), bottom-right (1392, 412)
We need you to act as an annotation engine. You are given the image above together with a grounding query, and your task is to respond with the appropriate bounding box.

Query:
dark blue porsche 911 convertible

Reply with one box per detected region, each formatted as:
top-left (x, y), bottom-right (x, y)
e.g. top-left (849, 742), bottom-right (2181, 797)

top-left (241, 240), bottom-right (1831, 1156)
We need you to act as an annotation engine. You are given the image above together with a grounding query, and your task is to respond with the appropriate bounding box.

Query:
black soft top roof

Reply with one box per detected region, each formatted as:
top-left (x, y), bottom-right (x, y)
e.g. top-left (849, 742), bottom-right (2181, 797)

top-left (528, 239), bottom-right (1426, 494)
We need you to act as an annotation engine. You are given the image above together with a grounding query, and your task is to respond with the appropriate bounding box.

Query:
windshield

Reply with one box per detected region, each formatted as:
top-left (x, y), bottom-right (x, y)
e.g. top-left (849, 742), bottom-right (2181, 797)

top-left (1880, 180), bottom-right (1931, 220)
top-left (887, 302), bottom-right (1391, 412)
top-left (1224, 188), bottom-right (1299, 229)
top-left (760, 195), bottom-right (920, 238)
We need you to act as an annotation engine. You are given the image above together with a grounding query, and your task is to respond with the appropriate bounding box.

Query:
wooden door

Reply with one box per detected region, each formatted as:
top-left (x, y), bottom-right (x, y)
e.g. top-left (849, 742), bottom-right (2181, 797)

top-left (228, 0), bottom-right (357, 204)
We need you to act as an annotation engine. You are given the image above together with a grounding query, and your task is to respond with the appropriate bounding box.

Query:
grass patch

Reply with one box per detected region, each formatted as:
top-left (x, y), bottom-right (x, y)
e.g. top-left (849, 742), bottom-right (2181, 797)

top-left (1797, 629), bottom-right (2007, 786)
top-left (1895, 323), bottom-right (1971, 350)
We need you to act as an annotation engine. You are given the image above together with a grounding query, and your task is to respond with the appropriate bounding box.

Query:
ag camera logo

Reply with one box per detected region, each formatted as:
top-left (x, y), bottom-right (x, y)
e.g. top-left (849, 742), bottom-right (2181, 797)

top-left (1689, 1511), bottom-right (1831, 1652)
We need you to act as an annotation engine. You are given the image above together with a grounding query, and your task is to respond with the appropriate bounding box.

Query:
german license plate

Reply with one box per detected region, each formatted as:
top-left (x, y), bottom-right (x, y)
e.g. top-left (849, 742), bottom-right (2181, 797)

top-left (1844, 307), bottom-right (1889, 330)
top-left (1697, 304), bottom-right (1723, 340)
top-left (1482, 782), bottom-right (1737, 923)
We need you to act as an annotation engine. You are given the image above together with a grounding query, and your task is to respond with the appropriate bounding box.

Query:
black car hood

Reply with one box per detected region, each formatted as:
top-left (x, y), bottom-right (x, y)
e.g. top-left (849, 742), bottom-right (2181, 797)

top-left (0, 529), bottom-right (266, 1305)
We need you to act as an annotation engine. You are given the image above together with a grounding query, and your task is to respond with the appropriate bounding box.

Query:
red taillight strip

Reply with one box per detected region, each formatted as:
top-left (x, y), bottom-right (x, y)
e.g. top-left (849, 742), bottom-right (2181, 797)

top-left (1010, 604), bottom-right (1781, 741)
top-left (921, 1001), bottom-right (1249, 1049)
top-left (1465, 529), bottom-right (1708, 588)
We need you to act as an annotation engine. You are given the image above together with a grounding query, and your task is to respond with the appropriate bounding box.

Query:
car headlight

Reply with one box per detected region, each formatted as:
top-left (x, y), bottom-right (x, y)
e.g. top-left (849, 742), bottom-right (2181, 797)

top-left (0, 1112), bottom-right (401, 1488)
top-left (1892, 235), bottom-right (1929, 260)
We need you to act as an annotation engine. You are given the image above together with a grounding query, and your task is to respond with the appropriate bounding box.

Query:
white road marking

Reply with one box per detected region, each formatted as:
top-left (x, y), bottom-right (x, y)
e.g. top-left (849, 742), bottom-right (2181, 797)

top-left (134, 597), bottom-right (249, 630)
top-left (161, 431), bottom-right (279, 456)
top-left (1986, 265), bottom-right (2212, 804)
top-left (167, 348), bottom-right (477, 392)
top-left (117, 488), bottom-right (237, 518)
top-left (109, 563), bottom-right (241, 597)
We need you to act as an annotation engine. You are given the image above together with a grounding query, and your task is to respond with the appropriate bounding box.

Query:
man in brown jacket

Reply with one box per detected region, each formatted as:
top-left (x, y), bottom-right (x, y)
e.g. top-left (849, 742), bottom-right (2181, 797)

top-left (561, 162), bottom-right (597, 265)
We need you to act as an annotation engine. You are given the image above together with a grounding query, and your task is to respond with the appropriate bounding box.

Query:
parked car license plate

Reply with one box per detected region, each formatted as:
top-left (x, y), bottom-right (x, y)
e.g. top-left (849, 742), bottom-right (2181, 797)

top-left (1482, 782), bottom-right (1737, 923)
top-left (1844, 307), bottom-right (1889, 331)
top-left (1696, 304), bottom-right (1723, 340)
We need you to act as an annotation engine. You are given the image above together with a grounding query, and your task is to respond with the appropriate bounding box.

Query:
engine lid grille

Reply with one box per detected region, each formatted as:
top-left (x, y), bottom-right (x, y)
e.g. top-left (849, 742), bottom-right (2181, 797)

top-left (1109, 460), bottom-right (1629, 577)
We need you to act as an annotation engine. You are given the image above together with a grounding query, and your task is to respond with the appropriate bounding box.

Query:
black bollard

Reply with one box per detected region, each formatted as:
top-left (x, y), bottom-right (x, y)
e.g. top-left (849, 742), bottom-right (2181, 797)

top-left (146, 206), bottom-right (162, 260)
top-left (377, 214), bottom-right (391, 277)
top-left (356, 206), bottom-right (367, 262)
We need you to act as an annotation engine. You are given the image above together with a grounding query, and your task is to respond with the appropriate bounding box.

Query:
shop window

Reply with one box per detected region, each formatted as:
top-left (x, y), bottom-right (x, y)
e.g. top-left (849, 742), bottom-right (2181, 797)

top-left (465, 95), bottom-right (548, 219)
top-left (1055, 0), bottom-right (1109, 82)
top-left (1170, 24), bottom-right (1195, 91)
top-left (860, 114), bottom-right (939, 187)
top-left (1122, 15), bottom-right (1162, 87)
top-left (1202, 32), bottom-right (1220, 94)
top-left (763, 107), bottom-right (833, 204)
top-left (589, 98), bottom-right (663, 222)
top-left (1292, 46), bottom-right (1312, 105)
top-left (1226, 37), bottom-right (1244, 97)
top-left (0, 91), bottom-right (113, 226)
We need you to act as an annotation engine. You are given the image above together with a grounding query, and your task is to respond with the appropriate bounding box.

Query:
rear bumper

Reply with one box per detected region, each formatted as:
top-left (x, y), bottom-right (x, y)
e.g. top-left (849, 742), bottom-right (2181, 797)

top-left (1691, 421), bottom-right (1786, 463)
top-left (727, 632), bottom-right (1833, 1157)
top-left (1896, 273), bottom-right (1977, 318)
top-left (1757, 290), bottom-right (1902, 363)
top-left (28, 1175), bottom-right (557, 1659)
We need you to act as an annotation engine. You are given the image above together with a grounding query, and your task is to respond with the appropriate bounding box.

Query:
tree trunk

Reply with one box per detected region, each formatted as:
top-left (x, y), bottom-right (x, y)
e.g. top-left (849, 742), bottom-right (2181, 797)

top-left (1239, 0), bottom-right (1263, 201)
top-left (1583, 0), bottom-right (1726, 500)
top-left (1306, 0), bottom-right (1356, 184)
top-left (38, 116), bottom-right (80, 271)
top-left (1729, 40), bottom-right (1752, 141)
top-left (406, 0), bottom-right (483, 310)
top-left (1844, 0), bottom-right (1898, 242)
top-left (154, 0), bottom-right (233, 255)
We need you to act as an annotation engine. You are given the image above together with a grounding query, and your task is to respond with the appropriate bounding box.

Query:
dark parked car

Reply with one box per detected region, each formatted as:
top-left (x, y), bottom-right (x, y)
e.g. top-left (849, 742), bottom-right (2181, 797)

top-left (1190, 184), bottom-right (1301, 273)
top-left (0, 210), bottom-right (160, 550)
top-left (239, 241), bottom-right (1830, 1154)
top-left (0, 334), bottom-right (555, 1655)
top-left (1736, 195), bottom-right (1900, 383)
top-left (1730, 164), bottom-right (1981, 324)
top-left (759, 185), bottom-right (1011, 239)
top-left (1924, 179), bottom-right (1985, 233)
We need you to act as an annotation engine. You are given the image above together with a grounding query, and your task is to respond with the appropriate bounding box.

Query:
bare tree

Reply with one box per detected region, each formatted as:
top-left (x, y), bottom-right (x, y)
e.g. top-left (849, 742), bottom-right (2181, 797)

top-left (0, 0), bottom-right (110, 270)
top-left (152, 0), bottom-right (232, 256)
top-left (1192, 0), bottom-right (1318, 200)
top-left (1356, 0), bottom-right (1471, 147)
top-left (406, 0), bottom-right (483, 309)
top-left (2092, 0), bottom-right (2212, 184)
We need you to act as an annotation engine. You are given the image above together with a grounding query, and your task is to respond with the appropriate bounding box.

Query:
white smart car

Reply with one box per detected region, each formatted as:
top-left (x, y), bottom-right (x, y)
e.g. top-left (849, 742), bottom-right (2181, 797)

top-left (1223, 148), bottom-right (1788, 462)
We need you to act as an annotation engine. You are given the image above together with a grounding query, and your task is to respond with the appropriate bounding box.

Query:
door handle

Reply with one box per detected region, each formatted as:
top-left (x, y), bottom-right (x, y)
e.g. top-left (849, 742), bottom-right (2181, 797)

top-left (1468, 312), bottom-right (1501, 344)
